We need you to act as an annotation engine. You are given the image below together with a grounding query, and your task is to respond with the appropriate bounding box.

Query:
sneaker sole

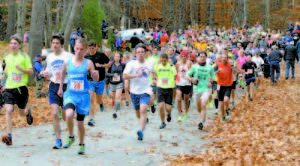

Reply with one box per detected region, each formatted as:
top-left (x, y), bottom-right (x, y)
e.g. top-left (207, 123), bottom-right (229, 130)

top-left (137, 131), bottom-right (143, 141)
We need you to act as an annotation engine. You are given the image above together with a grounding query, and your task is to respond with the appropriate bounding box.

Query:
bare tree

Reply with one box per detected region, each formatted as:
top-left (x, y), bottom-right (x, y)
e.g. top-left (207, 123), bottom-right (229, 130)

top-left (76, 0), bottom-right (86, 27)
top-left (244, 0), bottom-right (247, 23)
top-left (209, 0), bottom-right (215, 28)
top-left (29, 0), bottom-right (45, 61)
top-left (44, 0), bottom-right (52, 48)
top-left (6, 0), bottom-right (17, 39)
top-left (55, 0), bottom-right (62, 32)
top-left (17, 0), bottom-right (27, 37)
top-left (64, 0), bottom-right (81, 50)
top-left (265, 0), bottom-right (270, 29)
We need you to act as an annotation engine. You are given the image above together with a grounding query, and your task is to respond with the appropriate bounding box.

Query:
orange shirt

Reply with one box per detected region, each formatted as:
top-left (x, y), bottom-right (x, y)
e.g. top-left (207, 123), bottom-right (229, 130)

top-left (160, 35), bottom-right (169, 46)
top-left (216, 62), bottom-right (233, 86)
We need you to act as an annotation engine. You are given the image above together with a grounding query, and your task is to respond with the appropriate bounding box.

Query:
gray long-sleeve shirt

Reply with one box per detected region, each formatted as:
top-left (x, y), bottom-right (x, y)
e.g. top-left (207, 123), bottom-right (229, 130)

top-left (107, 62), bottom-right (126, 84)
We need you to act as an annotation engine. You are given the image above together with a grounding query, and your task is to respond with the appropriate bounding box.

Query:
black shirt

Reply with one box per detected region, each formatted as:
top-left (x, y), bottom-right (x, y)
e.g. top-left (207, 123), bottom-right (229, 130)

top-left (242, 62), bottom-right (257, 79)
top-left (85, 51), bottom-right (109, 81)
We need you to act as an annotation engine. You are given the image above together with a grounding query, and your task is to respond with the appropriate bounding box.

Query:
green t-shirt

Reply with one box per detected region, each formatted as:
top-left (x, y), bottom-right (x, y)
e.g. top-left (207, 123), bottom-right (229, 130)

top-left (4, 52), bottom-right (32, 89)
top-left (149, 54), bottom-right (160, 85)
top-left (188, 64), bottom-right (215, 93)
top-left (155, 63), bottom-right (177, 89)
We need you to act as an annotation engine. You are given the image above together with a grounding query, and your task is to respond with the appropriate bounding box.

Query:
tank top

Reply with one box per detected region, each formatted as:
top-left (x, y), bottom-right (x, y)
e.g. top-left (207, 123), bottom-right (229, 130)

top-left (66, 59), bottom-right (89, 93)
top-left (176, 62), bottom-right (191, 86)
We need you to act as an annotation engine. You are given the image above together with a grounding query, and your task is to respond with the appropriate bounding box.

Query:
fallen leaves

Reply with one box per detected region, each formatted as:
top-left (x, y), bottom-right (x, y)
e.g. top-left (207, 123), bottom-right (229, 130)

top-left (166, 66), bottom-right (300, 165)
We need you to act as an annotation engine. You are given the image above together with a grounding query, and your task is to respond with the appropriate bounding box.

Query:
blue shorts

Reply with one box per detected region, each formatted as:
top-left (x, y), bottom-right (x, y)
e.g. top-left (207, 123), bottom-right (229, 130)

top-left (49, 82), bottom-right (67, 107)
top-left (88, 80), bottom-right (105, 95)
top-left (130, 93), bottom-right (150, 111)
top-left (245, 76), bottom-right (256, 86)
top-left (63, 91), bottom-right (90, 116)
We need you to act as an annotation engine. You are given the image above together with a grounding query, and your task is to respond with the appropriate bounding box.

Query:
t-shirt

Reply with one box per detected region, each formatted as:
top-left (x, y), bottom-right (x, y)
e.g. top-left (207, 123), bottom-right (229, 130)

top-left (188, 64), bottom-right (215, 93)
top-left (236, 56), bottom-right (247, 69)
top-left (252, 56), bottom-right (264, 68)
top-left (123, 60), bottom-right (153, 95)
top-left (242, 62), bottom-right (257, 79)
top-left (85, 51), bottom-right (109, 81)
top-left (168, 54), bottom-right (179, 65)
top-left (155, 63), bottom-right (177, 89)
top-left (4, 52), bottom-right (32, 89)
top-left (45, 50), bottom-right (72, 84)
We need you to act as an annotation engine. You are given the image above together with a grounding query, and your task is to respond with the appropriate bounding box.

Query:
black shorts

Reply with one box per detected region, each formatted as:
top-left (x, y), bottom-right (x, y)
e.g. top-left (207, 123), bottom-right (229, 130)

top-left (231, 81), bottom-right (237, 90)
top-left (178, 86), bottom-right (192, 95)
top-left (105, 78), bottom-right (110, 85)
top-left (157, 87), bottom-right (173, 105)
top-left (245, 77), bottom-right (256, 86)
top-left (4, 86), bottom-right (29, 109)
top-left (217, 86), bottom-right (232, 102)
top-left (151, 85), bottom-right (157, 95)
top-left (212, 82), bottom-right (218, 93)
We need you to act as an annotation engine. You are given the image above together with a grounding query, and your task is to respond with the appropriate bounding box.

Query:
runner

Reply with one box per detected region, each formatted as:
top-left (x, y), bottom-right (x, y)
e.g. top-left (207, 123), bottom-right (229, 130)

top-left (252, 51), bottom-right (264, 86)
top-left (188, 52), bottom-right (215, 130)
top-left (214, 54), bottom-right (233, 122)
top-left (107, 52), bottom-right (126, 118)
top-left (1, 35), bottom-right (34, 146)
top-left (154, 54), bottom-right (177, 129)
top-left (175, 51), bottom-right (192, 122)
top-left (211, 54), bottom-right (222, 115)
top-left (84, 41), bottom-right (110, 126)
top-left (242, 55), bottom-right (257, 101)
top-left (40, 35), bottom-right (72, 149)
top-left (123, 44), bottom-right (153, 141)
top-left (148, 46), bottom-right (160, 113)
top-left (58, 38), bottom-right (99, 155)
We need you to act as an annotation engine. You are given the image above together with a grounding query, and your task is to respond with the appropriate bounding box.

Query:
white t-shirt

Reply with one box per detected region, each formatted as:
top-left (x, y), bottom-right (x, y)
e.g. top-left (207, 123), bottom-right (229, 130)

top-left (45, 50), bottom-right (73, 84)
top-left (123, 60), bottom-right (153, 95)
top-left (252, 56), bottom-right (264, 69)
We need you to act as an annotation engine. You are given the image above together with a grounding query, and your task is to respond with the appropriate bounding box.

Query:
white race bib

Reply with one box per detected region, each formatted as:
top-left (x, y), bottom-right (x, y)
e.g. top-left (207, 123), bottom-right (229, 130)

top-left (247, 69), bottom-right (253, 74)
top-left (260, 48), bottom-right (264, 52)
top-left (161, 78), bottom-right (169, 85)
top-left (112, 75), bottom-right (120, 82)
top-left (70, 80), bottom-right (84, 91)
top-left (12, 72), bottom-right (23, 82)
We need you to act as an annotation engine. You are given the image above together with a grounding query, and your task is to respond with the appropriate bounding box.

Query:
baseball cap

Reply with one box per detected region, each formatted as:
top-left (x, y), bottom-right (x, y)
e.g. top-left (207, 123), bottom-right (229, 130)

top-left (180, 51), bottom-right (188, 56)
top-left (36, 54), bottom-right (41, 58)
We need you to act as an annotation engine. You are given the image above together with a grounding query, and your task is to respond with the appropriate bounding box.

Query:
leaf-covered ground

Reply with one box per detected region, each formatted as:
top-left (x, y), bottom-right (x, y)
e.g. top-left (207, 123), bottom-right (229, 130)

top-left (166, 66), bottom-right (300, 165)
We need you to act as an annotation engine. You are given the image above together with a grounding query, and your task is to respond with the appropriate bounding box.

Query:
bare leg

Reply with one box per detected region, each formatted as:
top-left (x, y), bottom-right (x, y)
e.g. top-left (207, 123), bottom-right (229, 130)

top-left (77, 121), bottom-right (85, 144)
top-left (5, 104), bottom-right (14, 134)
top-left (65, 109), bottom-right (74, 137)
top-left (51, 104), bottom-right (61, 139)
top-left (159, 102), bottom-right (165, 122)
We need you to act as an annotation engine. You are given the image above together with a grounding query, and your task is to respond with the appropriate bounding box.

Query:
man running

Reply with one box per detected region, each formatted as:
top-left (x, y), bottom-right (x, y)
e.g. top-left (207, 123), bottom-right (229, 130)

top-left (154, 54), bottom-right (177, 129)
top-left (214, 54), bottom-right (233, 122)
top-left (175, 51), bottom-right (192, 122)
top-left (40, 35), bottom-right (72, 149)
top-left (58, 38), bottom-right (99, 155)
top-left (188, 52), bottom-right (215, 130)
top-left (84, 41), bottom-right (110, 126)
top-left (123, 44), bottom-right (153, 141)
top-left (1, 35), bottom-right (34, 146)
top-left (242, 55), bottom-right (257, 101)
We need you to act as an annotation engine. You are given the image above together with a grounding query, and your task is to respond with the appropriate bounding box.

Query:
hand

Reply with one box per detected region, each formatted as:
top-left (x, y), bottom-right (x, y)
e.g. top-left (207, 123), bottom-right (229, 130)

top-left (136, 72), bottom-right (143, 78)
top-left (192, 79), bottom-right (198, 84)
top-left (16, 64), bottom-right (23, 71)
top-left (95, 63), bottom-right (102, 67)
top-left (40, 71), bottom-right (49, 78)
top-left (208, 83), bottom-right (212, 87)
top-left (57, 87), bottom-right (63, 97)
top-left (91, 70), bottom-right (99, 81)
top-left (152, 80), bottom-right (157, 85)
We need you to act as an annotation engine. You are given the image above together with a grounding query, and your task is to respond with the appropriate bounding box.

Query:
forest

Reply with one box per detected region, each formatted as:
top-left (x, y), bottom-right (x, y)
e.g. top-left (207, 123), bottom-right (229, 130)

top-left (0, 0), bottom-right (299, 60)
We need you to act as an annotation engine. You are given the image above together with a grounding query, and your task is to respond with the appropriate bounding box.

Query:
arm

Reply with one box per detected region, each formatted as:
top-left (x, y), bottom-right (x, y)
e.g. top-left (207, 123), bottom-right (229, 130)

top-left (123, 64), bottom-right (137, 80)
top-left (88, 60), bottom-right (99, 81)
top-left (57, 62), bottom-right (68, 97)
top-left (106, 66), bottom-right (114, 77)
top-left (17, 57), bottom-right (33, 75)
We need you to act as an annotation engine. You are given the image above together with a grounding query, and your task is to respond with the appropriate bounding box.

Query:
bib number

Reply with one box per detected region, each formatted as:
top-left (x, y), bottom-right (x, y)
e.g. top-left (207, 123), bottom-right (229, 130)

top-left (113, 75), bottom-right (120, 82)
top-left (12, 72), bottom-right (23, 82)
top-left (247, 69), bottom-right (253, 74)
top-left (70, 80), bottom-right (84, 91)
top-left (161, 78), bottom-right (169, 85)
top-left (260, 48), bottom-right (264, 52)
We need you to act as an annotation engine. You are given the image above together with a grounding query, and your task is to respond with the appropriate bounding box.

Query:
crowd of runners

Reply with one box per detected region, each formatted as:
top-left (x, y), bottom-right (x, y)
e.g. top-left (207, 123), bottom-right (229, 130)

top-left (0, 22), bottom-right (299, 155)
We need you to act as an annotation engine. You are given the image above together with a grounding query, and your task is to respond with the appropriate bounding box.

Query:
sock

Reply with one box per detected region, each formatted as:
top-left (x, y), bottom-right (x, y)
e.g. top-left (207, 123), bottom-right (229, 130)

top-left (214, 99), bottom-right (219, 109)
top-left (79, 144), bottom-right (84, 146)
top-left (8, 133), bottom-right (12, 138)
top-left (105, 88), bottom-right (109, 96)
top-left (100, 103), bottom-right (104, 108)
top-left (69, 136), bottom-right (74, 139)
top-left (115, 101), bottom-right (120, 111)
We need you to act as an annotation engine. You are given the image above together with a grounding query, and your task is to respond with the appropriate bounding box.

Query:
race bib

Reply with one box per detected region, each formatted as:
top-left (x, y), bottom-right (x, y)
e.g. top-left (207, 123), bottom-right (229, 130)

top-left (12, 72), bottom-right (23, 82)
top-left (260, 48), bottom-right (264, 52)
top-left (113, 75), bottom-right (120, 82)
top-left (247, 69), bottom-right (253, 74)
top-left (161, 78), bottom-right (169, 85)
top-left (70, 80), bottom-right (84, 91)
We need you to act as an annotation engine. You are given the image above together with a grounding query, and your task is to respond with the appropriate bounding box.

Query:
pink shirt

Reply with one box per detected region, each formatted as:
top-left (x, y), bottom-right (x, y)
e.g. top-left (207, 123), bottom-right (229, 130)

top-left (236, 56), bottom-right (247, 69)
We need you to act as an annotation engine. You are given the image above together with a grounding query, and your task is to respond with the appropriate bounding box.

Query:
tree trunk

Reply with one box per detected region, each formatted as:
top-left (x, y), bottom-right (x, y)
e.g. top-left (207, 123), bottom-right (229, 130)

top-left (190, 0), bottom-right (195, 27)
top-left (17, 0), bottom-right (24, 36)
top-left (29, 0), bottom-right (44, 64)
top-left (64, 0), bottom-right (81, 50)
top-left (55, 0), bottom-right (62, 32)
top-left (162, 0), bottom-right (166, 28)
top-left (221, 0), bottom-right (225, 25)
top-left (121, 0), bottom-right (126, 29)
top-left (209, 0), bottom-right (215, 28)
top-left (179, 0), bottom-right (185, 30)
top-left (44, 0), bottom-right (52, 48)
top-left (203, 0), bottom-right (207, 25)
top-left (265, 0), bottom-right (270, 29)
top-left (6, 0), bottom-right (17, 39)
top-left (76, 0), bottom-right (86, 27)
top-left (21, 0), bottom-right (27, 36)
top-left (62, 0), bottom-right (72, 32)
top-left (244, 0), bottom-right (247, 23)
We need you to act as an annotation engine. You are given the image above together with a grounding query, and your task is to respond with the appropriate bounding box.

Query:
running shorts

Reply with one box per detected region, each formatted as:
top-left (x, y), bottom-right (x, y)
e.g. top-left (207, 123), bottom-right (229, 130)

top-left (157, 87), bottom-right (173, 105)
